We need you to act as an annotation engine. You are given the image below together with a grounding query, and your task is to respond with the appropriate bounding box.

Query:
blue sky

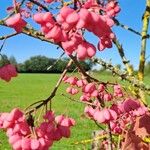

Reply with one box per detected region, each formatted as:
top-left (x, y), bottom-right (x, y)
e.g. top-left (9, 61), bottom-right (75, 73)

top-left (0, 0), bottom-right (150, 69)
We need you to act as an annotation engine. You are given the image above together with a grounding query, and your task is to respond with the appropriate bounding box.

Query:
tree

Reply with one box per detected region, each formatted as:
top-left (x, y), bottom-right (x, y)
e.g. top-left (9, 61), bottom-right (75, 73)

top-left (0, 0), bottom-right (150, 150)
top-left (9, 56), bottom-right (17, 66)
top-left (23, 55), bottom-right (56, 72)
top-left (18, 56), bottom-right (92, 73)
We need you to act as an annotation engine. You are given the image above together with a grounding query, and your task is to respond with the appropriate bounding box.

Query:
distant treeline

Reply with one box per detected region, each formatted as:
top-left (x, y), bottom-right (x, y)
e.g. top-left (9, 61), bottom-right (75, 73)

top-left (0, 55), bottom-right (93, 73)
top-left (1, 55), bottom-right (150, 74)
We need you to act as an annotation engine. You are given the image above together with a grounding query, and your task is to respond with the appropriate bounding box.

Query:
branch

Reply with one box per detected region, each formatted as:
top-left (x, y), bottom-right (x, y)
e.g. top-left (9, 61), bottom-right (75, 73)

top-left (47, 52), bottom-right (65, 70)
top-left (22, 27), bottom-right (54, 44)
top-left (113, 38), bottom-right (133, 76)
top-left (137, 0), bottom-right (150, 104)
top-left (92, 57), bottom-right (150, 95)
top-left (0, 32), bottom-right (19, 40)
top-left (25, 59), bottom-right (73, 114)
top-left (107, 123), bottom-right (113, 150)
top-left (62, 93), bottom-right (96, 107)
top-left (0, 39), bottom-right (7, 53)
top-left (114, 18), bottom-right (150, 38)
top-left (138, 0), bottom-right (150, 81)
top-left (29, 0), bottom-right (49, 12)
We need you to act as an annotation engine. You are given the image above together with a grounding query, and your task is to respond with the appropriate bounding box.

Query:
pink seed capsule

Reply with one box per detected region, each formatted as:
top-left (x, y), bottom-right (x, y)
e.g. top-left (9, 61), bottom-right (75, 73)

top-left (94, 109), bottom-right (105, 123)
top-left (110, 121), bottom-right (116, 130)
top-left (76, 44), bottom-right (87, 60)
top-left (43, 12), bottom-right (54, 24)
top-left (98, 84), bottom-right (105, 92)
top-left (39, 138), bottom-right (47, 148)
top-left (60, 6), bottom-right (74, 19)
top-left (86, 43), bottom-right (96, 58)
top-left (80, 95), bottom-right (90, 102)
top-left (41, 25), bottom-right (49, 34)
top-left (56, 14), bottom-right (65, 23)
top-left (90, 12), bottom-right (100, 23)
top-left (84, 83), bottom-right (96, 93)
top-left (76, 19), bottom-right (86, 29)
top-left (84, 106), bottom-right (95, 118)
top-left (79, 8), bottom-right (90, 21)
top-left (66, 12), bottom-right (79, 25)
top-left (68, 77), bottom-right (78, 85)
top-left (61, 41), bottom-right (75, 55)
top-left (21, 138), bottom-right (31, 149)
top-left (76, 80), bottom-right (84, 87)
top-left (71, 88), bottom-right (78, 95)
top-left (114, 5), bottom-right (121, 13)
top-left (103, 109), bottom-right (111, 121)
top-left (106, 18), bottom-right (114, 27)
top-left (91, 90), bottom-right (98, 97)
top-left (31, 139), bottom-right (40, 149)
top-left (60, 118), bottom-right (71, 127)
top-left (6, 64), bottom-right (18, 77)
top-left (9, 134), bottom-right (21, 145)
top-left (46, 25), bottom-right (62, 39)
top-left (60, 30), bottom-right (68, 42)
top-left (109, 109), bottom-right (118, 120)
top-left (55, 115), bottom-right (65, 124)
top-left (62, 22), bottom-right (73, 31)
top-left (12, 139), bottom-right (22, 150)
top-left (106, 1), bottom-right (115, 10)
top-left (45, 0), bottom-right (53, 3)
top-left (33, 13), bottom-right (45, 24)
top-left (103, 93), bottom-right (113, 101)
top-left (58, 126), bottom-right (71, 138)
top-left (97, 41), bottom-right (105, 51)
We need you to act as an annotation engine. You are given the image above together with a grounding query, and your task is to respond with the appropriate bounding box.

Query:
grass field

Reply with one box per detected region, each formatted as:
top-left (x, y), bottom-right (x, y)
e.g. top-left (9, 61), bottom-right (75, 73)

top-left (0, 73), bottom-right (149, 150)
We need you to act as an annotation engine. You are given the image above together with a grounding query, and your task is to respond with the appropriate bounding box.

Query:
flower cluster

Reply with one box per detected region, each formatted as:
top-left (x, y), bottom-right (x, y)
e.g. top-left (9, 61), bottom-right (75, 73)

top-left (0, 108), bottom-right (75, 150)
top-left (63, 75), bottom-right (148, 135)
top-left (32, 1), bottom-right (120, 60)
top-left (0, 64), bottom-right (18, 82)
top-left (4, 1), bottom-right (120, 60)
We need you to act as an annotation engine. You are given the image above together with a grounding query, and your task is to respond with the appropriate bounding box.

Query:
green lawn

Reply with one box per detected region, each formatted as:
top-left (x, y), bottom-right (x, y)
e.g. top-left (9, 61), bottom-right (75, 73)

top-left (0, 73), bottom-right (149, 150)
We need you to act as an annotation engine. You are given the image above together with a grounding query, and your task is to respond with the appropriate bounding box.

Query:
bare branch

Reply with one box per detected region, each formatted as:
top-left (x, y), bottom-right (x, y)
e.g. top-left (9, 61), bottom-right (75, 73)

top-left (113, 38), bottom-right (133, 76)
top-left (29, 0), bottom-right (49, 12)
top-left (92, 57), bottom-right (150, 95)
top-left (114, 19), bottom-right (150, 39)
top-left (0, 32), bottom-right (19, 40)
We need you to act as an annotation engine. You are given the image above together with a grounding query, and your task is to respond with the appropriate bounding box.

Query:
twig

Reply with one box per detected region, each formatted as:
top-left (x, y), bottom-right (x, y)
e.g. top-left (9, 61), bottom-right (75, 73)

top-left (22, 27), bottom-right (54, 44)
top-left (114, 19), bottom-right (149, 37)
top-left (92, 57), bottom-right (150, 95)
top-left (24, 100), bottom-right (44, 111)
top-left (0, 32), bottom-right (18, 40)
top-left (25, 59), bottom-right (73, 114)
top-left (29, 0), bottom-right (49, 12)
top-left (94, 120), bottom-right (106, 131)
top-left (69, 55), bottom-right (100, 83)
top-left (113, 38), bottom-right (133, 76)
top-left (62, 93), bottom-right (96, 106)
top-left (0, 39), bottom-right (7, 53)
top-left (73, 134), bottom-right (107, 145)
top-left (47, 52), bottom-right (65, 70)
top-left (74, 0), bottom-right (77, 10)
top-left (107, 123), bottom-right (113, 150)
